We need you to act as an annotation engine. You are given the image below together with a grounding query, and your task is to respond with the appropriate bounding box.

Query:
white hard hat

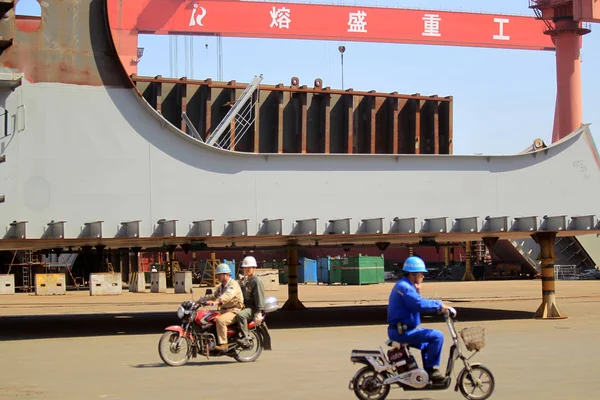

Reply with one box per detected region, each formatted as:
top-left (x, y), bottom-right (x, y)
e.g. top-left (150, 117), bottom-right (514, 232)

top-left (241, 256), bottom-right (258, 268)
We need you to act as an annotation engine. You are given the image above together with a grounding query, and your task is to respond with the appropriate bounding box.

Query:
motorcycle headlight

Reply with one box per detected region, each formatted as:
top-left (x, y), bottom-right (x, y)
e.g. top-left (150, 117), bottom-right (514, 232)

top-left (177, 306), bottom-right (185, 319)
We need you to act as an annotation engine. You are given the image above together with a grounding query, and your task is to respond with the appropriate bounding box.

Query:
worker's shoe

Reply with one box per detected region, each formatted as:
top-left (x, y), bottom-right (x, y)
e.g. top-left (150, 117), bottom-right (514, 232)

top-left (426, 368), bottom-right (445, 383)
top-left (215, 343), bottom-right (228, 352)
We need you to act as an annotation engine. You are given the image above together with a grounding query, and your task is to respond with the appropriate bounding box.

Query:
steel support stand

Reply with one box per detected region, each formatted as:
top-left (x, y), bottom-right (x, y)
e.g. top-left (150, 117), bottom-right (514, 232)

top-left (281, 245), bottom-right (306, 311)
top-left (443, 246), bottom-right (450, 266)
top-left (532, 232), bottom-right (566, 319)
top-left (462, 241), bottom-right (475, 281)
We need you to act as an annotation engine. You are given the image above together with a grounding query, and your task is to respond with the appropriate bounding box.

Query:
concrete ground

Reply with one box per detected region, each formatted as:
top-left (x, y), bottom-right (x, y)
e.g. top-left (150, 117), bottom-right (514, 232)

top-left (1, 280), bottom-right (599, 399)
top-left (1, 279), bottom-right (599, 316)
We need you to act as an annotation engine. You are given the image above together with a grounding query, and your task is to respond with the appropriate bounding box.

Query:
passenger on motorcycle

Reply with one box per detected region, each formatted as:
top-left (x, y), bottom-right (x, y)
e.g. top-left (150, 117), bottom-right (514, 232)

top-left (202, 263), bottom-right (244, 351)
top-left (387, 256), bottom-right (452, 383)
top-left (236, 256), bottom-right (265, 345)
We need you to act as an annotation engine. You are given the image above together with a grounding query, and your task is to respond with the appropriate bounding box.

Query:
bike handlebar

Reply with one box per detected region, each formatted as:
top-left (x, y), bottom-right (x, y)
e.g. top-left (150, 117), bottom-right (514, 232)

top-left (442, 307), bottom-right (457, 319)
top-left (192, 301), bottom-right (207, 310)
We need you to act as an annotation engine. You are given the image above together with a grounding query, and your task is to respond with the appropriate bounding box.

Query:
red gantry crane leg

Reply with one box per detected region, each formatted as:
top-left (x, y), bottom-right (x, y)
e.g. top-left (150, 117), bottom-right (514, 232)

top-left (530, 0), bottom-right (599, 142)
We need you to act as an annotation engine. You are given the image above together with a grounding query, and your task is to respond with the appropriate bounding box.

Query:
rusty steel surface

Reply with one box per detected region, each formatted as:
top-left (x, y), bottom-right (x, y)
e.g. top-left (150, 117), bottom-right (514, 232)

top-left (131, 75), bottom-right (453, 155)
top-left (0, 0), bottom-right (130, 87)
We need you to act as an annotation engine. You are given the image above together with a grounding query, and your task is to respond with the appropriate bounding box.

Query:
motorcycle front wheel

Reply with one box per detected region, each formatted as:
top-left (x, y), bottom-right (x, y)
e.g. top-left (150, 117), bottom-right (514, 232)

top-left (233, 329), bottom-right (263, 363)
top-left (457, 364), bottom-right (495, 400)
top-left (351, 366), bottom-right (390, 400)
top-left (158, 331), bottom-right (192, 367)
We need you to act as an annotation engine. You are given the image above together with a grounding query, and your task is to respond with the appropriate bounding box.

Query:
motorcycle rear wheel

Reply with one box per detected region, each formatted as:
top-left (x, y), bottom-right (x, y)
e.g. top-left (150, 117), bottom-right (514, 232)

top-left (158, 332), bottom-right (192, 367)
top-left (233, 330), bottom-right (263, 363)
top-left (351, 366), bottom-right (390, 400)
top-left (457, 364), bottom-right (495, 400)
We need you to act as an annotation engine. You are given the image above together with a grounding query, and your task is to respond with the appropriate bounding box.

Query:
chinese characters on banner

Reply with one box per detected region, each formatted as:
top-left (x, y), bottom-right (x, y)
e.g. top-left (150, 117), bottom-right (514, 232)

top-left (270, 6), bottom-right (291, 29)
top-left (266, 5), bottom-right (515, 42)
top-left (422, 14), bottom-right (442, 37)
top-left (129, 1), bottom-right (555, 51)
top-left (270, 7), bottom-right (370, 33)
top-left (493, 18), bottom-right (511, 40)
top-left (347, 10), bottom-right (368, 33)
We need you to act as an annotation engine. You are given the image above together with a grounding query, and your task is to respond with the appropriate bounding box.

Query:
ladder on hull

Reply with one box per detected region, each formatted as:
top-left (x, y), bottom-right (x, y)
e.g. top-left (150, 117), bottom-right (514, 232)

top-left (204, 75), bottom-right (263, 149)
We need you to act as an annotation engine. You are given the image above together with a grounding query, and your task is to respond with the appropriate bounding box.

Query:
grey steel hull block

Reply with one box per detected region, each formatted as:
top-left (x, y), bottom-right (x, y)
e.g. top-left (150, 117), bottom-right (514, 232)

top-left (1, 83), bottom-right (600, 248)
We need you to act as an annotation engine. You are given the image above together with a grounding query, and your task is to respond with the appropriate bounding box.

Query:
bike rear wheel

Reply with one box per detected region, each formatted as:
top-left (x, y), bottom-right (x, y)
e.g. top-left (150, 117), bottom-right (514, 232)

top-left (158, 332), bottom-right (192, 367)
top-left (457, 364), bottom-right (495, 400)
top-left (351, 366), bottom-right (390, 400)
top-left (233, 329), bottom-right (263, 363)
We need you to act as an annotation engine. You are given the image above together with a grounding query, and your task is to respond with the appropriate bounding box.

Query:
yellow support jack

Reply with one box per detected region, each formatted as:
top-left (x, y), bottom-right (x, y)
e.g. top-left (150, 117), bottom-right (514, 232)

top-left (461, 241), bottom-right (475, 281)
top-left (532, 232), bottom-right (566, 319)
top-left (281, 245), bottom-right (306, 311)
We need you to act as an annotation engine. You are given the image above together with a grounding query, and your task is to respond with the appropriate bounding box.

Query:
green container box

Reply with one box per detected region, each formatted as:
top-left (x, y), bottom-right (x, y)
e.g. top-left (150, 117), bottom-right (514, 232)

top-left (345, 255), bottom-right (385, 267)
top-left (341, 256), bottom-right (385, 285)
top-left (329, 258), bottom-right (343, 284)
top-left (262, 261), bottom-right (287, 283)
top-left (278, 263), bottom-right (288, 284)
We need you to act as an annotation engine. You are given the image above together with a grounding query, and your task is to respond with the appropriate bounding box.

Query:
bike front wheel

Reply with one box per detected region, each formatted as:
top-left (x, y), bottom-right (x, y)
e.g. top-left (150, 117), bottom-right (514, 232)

top-left (457, 364), bottom-right (495, 400)
top-left (158, 332), bottom-right (192, 367)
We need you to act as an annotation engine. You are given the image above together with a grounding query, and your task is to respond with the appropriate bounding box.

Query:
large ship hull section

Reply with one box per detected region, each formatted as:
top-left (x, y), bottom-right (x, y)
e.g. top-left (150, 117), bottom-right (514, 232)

top-left (1, 81), bottom-right (600, 250)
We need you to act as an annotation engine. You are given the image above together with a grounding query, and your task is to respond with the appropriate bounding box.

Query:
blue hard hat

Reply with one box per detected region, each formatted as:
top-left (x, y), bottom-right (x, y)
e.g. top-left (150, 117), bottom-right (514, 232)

top-left (402, 256), bottom-right (428, 273)
top-left (215, 263), bottom-right (232, 275)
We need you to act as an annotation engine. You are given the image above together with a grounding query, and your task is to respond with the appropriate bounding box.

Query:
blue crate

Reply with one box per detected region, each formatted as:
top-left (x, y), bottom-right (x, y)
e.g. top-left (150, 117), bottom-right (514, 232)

top-left (298, 257), bottom-right (317, 283)
top-left (317, 257), bottom-right (331, 284)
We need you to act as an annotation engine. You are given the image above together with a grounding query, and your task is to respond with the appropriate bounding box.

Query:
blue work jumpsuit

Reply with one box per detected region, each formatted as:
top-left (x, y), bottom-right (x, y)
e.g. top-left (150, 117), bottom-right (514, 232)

top-left (387, 277), bottom-right (444, 369)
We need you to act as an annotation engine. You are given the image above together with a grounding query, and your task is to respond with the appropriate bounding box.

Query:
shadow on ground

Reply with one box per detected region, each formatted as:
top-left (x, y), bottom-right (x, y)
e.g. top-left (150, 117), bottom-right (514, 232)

top-left (131, 360), bottom-right (232, 368)
top-left (0, 305), bottom-right (533, 341)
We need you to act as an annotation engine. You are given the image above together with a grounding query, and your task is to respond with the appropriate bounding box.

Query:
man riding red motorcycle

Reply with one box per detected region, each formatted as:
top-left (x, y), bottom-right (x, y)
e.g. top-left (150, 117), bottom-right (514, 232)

top-left (236, 256), bottom-right (265, 346)
top-left (200, 263), bottom-right (244, 352)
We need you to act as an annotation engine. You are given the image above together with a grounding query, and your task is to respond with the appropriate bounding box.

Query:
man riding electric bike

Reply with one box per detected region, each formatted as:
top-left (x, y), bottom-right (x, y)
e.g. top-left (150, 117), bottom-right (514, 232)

top-left (387, 256), bottom-right (453, 383)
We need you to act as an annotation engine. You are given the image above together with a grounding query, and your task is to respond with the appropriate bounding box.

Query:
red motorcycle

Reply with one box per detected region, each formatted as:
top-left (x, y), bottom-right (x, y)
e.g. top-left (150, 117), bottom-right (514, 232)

top-left (158, 292), bottom-right (279, 366)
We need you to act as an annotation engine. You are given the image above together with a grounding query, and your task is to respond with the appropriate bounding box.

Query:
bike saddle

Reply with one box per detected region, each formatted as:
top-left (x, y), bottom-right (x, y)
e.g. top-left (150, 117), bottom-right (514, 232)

top-left (385, 340), bottom-right (407, 348)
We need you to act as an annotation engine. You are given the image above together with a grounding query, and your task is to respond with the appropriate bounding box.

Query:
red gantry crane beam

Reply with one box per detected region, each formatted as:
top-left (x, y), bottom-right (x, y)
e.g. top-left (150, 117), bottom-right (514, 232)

top-left (107, 0), bottom-right (555, 77)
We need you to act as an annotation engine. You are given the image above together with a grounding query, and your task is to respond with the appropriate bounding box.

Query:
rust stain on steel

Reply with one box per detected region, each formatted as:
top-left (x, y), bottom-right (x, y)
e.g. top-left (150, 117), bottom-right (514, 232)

top-left (204, 88), bottom-right (212, 140)
top-left (277, 90), bottom-right (284, 153)
top-left (391, 96), bottom-right (400, 155)
top-left (155, 78), bottom-right (163, 114)
top-left (448, 96), bottom-right (454, 154)
top-left (346, 92), bottom-right (354, 154)
top-left (414, 95), bottom-right (422, 155)
top-left (432, 96), bottom-right (440, 154)
top-left (0, 0), bottom-right (131, 87)
top-left (323, 94), bottom-right (331, 154)
top-left (301, 92), bottom-right (307, 154)
top-left (370, 95), bottom-right (376, 154)
top-left (180, 77), bottom-right (188, 133)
